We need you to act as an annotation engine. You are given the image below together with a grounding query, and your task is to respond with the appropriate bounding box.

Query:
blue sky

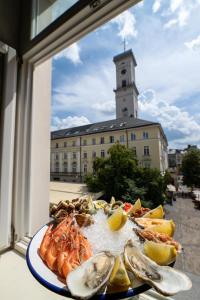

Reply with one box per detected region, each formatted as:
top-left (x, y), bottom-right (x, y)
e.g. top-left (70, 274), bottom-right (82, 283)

top-left (51, 0), bottom-right (200, 149)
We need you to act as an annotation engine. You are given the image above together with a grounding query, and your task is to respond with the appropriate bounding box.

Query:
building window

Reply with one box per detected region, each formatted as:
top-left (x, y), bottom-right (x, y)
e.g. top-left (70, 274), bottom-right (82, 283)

top-left (92, 151), bottom-right (96, 158)
top-left (64, 142), bottom-right (67, 147)
top-left (122, 107), bottom-right (128, 117)
top-left (83, 152), bottom-right (87, 159)
top-left (72, 140), bottom-right (76, 146)
top-left (121, 69), bottom-right (126, 75)
top-left (144, 146), bottom-right (150, 156)
top-left (72, 162), bottom-right (77, 173)
top-left (132, 147), bottom-right (137, 156)
top-left (83, 164), bottom-right (87, 173)
top-left (143, 132), bottom-right (149, 139)
top-left (110, 136), bottom-right (114, 143)
top-left (122, 80), bottom-right (127, 87)
top-left (63, 162), bottom-right (67, 172)
top-left (56, 143), bottom-right (59, 148)
top-left (55, 162), bottom-right (59, 172)
top-left (55, 154), bottom-right (59, 160)
top-left (64, 153), bottom-right (67, 159)
top-left (83, 139), bottom-right (87, 146)
top-left (101, 150), bottom-right (105, 158)
top-left (131, 133), bottom-right (136, 141)
top-left (120, 135), bottom-right (125, 143)
top-left (144, 161), bottom-right (151, 168)
top-left (100, 137), bottom-right (104, 144)
top-left (73, 152), bottom-right (76, 159)
top-left (92, 138), bottom-right (96, 145)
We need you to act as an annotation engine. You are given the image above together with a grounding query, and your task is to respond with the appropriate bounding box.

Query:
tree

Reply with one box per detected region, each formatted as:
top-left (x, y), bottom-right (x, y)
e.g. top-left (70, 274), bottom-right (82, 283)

top-left (181, 149), bottom-right (200, 188)
top-left (85, 143), bottom-right (166, 206)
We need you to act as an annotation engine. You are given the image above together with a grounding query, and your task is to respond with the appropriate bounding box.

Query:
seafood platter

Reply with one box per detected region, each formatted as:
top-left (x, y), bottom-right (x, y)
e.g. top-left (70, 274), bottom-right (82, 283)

top-left (26, 197), bottom-right (192, 299)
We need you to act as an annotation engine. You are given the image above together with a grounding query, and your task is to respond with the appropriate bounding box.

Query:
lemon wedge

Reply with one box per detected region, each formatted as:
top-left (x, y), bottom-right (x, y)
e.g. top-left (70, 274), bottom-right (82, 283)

top-left (93, 200), bottom-right (107, 209)
top-left (107, 207), bottom-right (127, 231)
top-left (109, 255), bottom-right (131, 287)
top-left (110, 196), bottom-right (116, 205)
top-left (144, 240), bottom-right (177, 265)
top-left (143, 205), bottom-right (164, 219)
top-left (128, 198), bottom-right (141, 215)
top-left (149, 220), bottom-right (175, 237)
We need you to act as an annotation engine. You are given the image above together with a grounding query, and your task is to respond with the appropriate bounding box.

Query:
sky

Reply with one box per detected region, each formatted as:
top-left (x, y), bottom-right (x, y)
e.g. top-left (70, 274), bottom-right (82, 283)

top-left (51, 0), bottom-right (200, 149)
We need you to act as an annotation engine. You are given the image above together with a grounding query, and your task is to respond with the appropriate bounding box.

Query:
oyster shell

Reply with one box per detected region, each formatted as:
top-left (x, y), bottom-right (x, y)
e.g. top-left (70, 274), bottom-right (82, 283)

top-left (67, 251), bottom-right (115, 299)
top-left (124, 239), bottom-right (192, 296)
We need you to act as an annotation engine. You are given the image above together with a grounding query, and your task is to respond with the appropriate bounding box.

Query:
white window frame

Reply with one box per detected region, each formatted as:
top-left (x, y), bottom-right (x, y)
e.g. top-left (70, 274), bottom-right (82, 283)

top-left (12, 0), bottom-right (141, 252)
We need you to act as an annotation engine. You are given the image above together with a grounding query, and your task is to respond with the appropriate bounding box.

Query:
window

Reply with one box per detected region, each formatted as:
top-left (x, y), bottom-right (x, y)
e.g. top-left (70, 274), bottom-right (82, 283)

top-left (72, 140), bottom-right (76, 146)
top-left (73, 152), bottom-right (76, 159)
top-left (122, 107), bottom-right (128, 117)
top-left (55, 162), bottom-right (59, 172)
top-left (122, 80), bottom-right (127, 87)
top-left (132, 147), bottom-right (137, 156)
top-left (121, 69), bottom-right (126, 75)
top-left (120, 135), bottom-right (125, 143)
top-left (92, 138), bottom-right (96, 145)
top-left (83, 164), bottom-right (87, 173)
top-left (63, 162), bottom-right (68, 172)
top-left (64, 142), bottom-right (67, 147)
top-left (101, 150), bottom-right (105, 158)
top-left (144, 146), bottom-right (150, 156)
top-left (55, 154), bottom-right (59, 160)
top-left (83, 152), bottom-right (87, 159)
top-left (110, 136), bottom-right (114, 143)
top-left (72, 162), bottom-right (77, 173)
top-left (83, 139), bottom-right (87, 146)
top-left (56, 143), bottom-right (59, 148)
top-left (131, 133), bottom-right (136, 141)
top-left (144, 161), bottom-right (151, 168)
top-left (64, 153), bottom-right (67, 159)
top-left (143, 132), bottom-right (149, 139)
top-left (92, 151), bottom-right (96, 158)
top-left (100, 137), bottom-right (104, 144)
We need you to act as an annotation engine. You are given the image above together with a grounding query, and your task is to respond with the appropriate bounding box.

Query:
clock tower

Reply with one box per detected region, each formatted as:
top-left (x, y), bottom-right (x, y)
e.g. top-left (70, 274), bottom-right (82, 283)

top-left (113, 49), bottom-right (139, 119)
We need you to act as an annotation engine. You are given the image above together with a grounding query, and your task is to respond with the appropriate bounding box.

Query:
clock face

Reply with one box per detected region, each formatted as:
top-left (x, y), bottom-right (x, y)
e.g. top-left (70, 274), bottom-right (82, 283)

top-left (121, 69), bottom-right (127, 75)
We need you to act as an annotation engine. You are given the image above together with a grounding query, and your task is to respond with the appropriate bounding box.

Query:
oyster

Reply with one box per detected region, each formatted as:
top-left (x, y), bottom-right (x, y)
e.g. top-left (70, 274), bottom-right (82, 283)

top-left (67, 251), bottom-right (115, 299)
top-left (124, 239), bottom-right (192, 296)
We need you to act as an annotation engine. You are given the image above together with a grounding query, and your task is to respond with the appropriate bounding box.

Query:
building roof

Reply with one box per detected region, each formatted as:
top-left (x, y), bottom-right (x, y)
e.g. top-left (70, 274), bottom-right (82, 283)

top-left (113, 49), bottom-right (137, 66)
top-left (51, 117), bottom-right (160, 140)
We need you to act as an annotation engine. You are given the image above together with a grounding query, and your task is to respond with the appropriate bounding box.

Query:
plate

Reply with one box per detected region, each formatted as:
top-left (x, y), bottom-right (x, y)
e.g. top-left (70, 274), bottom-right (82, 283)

top-left (26, 223), bottom-right (150, 299)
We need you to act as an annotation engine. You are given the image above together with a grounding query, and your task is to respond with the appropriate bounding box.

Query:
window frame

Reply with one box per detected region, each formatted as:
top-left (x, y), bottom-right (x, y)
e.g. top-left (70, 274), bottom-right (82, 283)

top-left (12, 0), bottom-right (142, 251)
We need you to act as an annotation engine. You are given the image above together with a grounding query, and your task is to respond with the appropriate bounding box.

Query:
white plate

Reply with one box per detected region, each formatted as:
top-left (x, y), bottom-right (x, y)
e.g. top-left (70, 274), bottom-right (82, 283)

top-left (26, 223), bottom-right (150, 299)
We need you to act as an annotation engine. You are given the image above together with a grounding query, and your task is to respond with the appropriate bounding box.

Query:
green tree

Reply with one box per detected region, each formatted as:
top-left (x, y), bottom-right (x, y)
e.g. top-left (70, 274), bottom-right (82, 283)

top-left (85, 143), bottom-right (166, 206)
top-left (181, 149), bottom-right (200, 187)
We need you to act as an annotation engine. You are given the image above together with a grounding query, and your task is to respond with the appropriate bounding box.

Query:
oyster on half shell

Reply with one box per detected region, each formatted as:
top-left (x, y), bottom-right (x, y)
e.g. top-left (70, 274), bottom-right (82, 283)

top-left (124, 239), bottom-right (192, 296)
top-left (67, 251), bottom-right (115, 299)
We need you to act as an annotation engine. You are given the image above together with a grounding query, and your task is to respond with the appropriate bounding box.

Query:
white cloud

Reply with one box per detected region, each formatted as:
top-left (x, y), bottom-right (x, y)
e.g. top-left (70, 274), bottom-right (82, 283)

top-left (152, 0), bottom-right (161, 13)
top-left (111, 11), bottom-right (137, 40)
top-left (52, 61), bottom-right (116, 122)
top-left (163, 0), bottom-right (200, 29)
top-left (51, 116), bottom-right (90, 131)
top-left (54, 43), bottom-right (82, 64)
top-left (185, 34), bottom-right (200, 50)
top-left (139, 90), bottom-right (200, 148)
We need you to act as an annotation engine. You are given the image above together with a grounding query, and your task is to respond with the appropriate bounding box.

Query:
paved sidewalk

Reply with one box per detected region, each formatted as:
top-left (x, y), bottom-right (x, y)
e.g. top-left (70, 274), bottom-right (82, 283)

top-left (165, 197), bottom-right (200, 300)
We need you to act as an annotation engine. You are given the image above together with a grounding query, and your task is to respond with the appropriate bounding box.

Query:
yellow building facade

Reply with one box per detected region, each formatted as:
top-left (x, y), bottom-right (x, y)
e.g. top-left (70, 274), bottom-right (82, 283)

top-left (50, 50), bottom-right (168, 182)
top-left (50, 118), bottom-right (168, 182)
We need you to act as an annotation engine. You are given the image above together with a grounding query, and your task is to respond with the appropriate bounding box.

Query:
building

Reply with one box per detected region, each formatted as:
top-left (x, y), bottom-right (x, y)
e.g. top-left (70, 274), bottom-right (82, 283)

top-left (51, 50), bottom-right (168, 182)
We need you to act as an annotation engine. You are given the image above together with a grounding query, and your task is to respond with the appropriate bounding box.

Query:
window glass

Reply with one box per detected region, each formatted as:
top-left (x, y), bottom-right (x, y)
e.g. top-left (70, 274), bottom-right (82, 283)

top-left (83, 139), bottom-right (87, 146)
top-left (144, 146), bottom-right (150, 156)
top-left (92, 138), bottom-right (96, 145)
top-left (143, 132), bottom-right (149, 139)
top-left (31, 0), bottom-right (79, 38)
top-left (73, 152), bottom-right (76, 159)
top-left (132, 146), bottom-right (137, 156)
top-left (100, 137), bottom-right (104, 144)
top-left (120, 135), bottom-right (125, 143)
top-left (92, 151), bottom-right (96, 158)
top-left (83, 152), bottom-right (87, 159)
top-left (101, 150), bottom-right (105, 158)
top-left (110, 136), bottom-right (114, 143)
top-left (131, 133), bottom-right (136, 141)
top-left (122, 80), bottom-right (127, 87)
top-left (64, 142), bottom-right (67, 147)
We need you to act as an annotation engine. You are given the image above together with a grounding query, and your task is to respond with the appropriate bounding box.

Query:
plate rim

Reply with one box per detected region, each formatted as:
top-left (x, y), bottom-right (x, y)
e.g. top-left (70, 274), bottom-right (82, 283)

top-left (26, 222), bottom-right (151, 299)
